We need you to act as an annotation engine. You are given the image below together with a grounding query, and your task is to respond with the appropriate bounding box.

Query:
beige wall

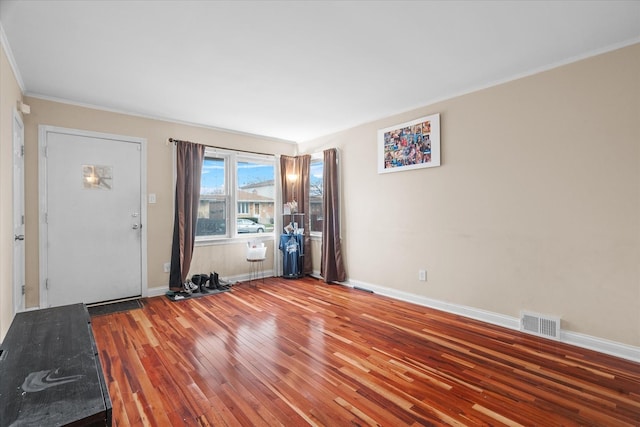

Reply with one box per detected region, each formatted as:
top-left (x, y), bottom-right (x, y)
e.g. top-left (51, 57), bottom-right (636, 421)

top-left (0, 43), bottom-right (24, 339)
top-left (22, 97), bottom-right (296, 307)
top-left (9, 41), bottom-right (640, 350)
top-left (299, 43), bottom-right (640, 347)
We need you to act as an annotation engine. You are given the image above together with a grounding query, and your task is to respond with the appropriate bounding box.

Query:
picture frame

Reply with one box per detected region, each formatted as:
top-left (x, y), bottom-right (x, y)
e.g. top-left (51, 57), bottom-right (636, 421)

top-left (377, 113), bottom-right (440, 174)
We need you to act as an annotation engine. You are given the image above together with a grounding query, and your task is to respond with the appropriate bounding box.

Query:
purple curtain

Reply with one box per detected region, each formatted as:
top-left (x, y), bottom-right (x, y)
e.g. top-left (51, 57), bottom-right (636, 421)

top-left (321, 148), bottom-right (346, 282)
top-left (280, 155), bottom-right (312, 274)
top-left (169, 140), bottom-right (205, 290)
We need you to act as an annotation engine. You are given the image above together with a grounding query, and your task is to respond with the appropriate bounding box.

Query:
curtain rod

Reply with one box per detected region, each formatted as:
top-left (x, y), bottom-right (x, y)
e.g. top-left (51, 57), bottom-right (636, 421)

top-left (168, 137), bottom-right (274, 157)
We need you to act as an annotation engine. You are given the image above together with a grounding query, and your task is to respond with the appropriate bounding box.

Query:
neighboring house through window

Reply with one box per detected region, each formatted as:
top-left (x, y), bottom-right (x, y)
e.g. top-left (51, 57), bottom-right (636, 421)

top-left (196, 149), bottom-right (275, 239)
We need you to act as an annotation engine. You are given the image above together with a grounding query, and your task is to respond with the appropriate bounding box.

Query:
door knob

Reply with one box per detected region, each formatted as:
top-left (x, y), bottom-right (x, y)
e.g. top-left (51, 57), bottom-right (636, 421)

top-left (132, 224), bottom-right (139, 230)
top-left (14, 234), bottom-right (25, 241)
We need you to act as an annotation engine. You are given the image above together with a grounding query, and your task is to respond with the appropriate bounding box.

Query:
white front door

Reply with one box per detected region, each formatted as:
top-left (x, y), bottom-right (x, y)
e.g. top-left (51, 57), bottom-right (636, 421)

top-left (13, 111), bottom-right (25, 312)
top-left (41, 127), bottom-right (146, 307)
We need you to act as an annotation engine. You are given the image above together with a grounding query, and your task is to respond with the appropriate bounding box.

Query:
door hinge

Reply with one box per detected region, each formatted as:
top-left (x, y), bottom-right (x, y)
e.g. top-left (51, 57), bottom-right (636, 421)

top-left (21, 285), bottom-right (25, 295)
top-left (21, 215), bottom-right (24, 225)
top-left (45, 279), bottom-right (49, 290)
top-left (21, 145), bottom-right (25, 157)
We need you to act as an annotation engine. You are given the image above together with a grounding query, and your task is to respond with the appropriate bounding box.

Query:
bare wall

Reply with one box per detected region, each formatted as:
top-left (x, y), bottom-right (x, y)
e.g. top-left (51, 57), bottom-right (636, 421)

top-left (299, 43), bottom-right (640, 347)
top-left (22, 98), bottom-right (296, 307)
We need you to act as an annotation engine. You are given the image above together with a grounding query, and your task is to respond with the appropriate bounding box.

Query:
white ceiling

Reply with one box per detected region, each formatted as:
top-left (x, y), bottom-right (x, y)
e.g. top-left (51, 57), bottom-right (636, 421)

top-left (1, 1), bottom-right (639, 142)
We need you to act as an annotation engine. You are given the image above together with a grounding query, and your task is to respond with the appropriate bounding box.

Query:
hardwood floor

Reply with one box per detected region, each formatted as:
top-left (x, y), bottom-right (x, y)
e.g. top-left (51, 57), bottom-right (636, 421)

top-left (91, 277), bottom-right (640, 426)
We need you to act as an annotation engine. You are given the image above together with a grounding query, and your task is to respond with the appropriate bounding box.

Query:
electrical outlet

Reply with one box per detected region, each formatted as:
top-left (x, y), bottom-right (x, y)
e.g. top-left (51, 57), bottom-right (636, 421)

top-left (418, 269), bottom-right (427, 281)
top-left (163, 262), bottom-right (171, 273)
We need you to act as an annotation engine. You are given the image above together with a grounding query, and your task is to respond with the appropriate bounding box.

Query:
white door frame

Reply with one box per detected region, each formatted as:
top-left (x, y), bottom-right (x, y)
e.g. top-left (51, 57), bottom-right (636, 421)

top-left (38, 125), bottom-right (148, 308)
top-left (13, 109), bottom-right (25, 313)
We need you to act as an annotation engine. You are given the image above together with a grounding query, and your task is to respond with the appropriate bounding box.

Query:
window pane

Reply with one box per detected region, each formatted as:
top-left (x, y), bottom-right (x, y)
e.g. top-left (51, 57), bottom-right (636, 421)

top-left (237, 160), bottom-right (275, 233)
top-left (197, 157), bottom-right (227, 236)
top-left (201, 157), bottom-right (225, 195)
top-left (238, 202), bottom-right (249, 214)
top-left (310, 158), bottom-right (323, 233)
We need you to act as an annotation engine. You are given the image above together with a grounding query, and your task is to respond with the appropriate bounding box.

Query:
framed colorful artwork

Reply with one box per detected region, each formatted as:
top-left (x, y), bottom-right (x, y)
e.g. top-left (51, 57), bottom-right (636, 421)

top-left (378, 113), bottom-right (440, 174)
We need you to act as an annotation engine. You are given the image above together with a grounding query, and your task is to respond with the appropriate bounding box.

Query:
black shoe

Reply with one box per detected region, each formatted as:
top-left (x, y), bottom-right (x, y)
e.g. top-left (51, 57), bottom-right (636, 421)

top-left (209, 272), bottom-right (219, 289)
top-left (191, 275), bottom-right (202, 293)
top-left (210, 271), bottom-right (228, 290)
top-left (214, 272), bottom-right (226, 289)
top-left (196, 274), bottom-right (210, 293)
top-left (213, 272), bottom-right (220, 288)
top-left (199, 281), bottom-right (208, 293)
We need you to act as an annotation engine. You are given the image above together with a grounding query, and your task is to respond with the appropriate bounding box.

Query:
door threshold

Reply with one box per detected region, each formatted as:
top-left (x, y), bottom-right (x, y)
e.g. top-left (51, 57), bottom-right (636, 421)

top-left (86, 296), bottom-right (142, 308)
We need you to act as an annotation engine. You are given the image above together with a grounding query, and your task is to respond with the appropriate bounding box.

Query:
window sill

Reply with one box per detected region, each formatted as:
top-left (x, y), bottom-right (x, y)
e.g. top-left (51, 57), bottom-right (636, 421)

top-left (195, 233), bottom-right (275, 247)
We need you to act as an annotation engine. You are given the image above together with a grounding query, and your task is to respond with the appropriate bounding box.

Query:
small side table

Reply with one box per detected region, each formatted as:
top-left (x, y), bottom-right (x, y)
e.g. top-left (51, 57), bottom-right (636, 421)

top-left (247, 258), bottom-right (265, 285)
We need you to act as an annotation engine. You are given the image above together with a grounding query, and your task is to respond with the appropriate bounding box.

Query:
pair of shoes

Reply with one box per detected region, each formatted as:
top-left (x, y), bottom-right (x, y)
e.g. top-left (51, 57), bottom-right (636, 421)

top-left (182, 281), bottom-right (194, 294)
top-left (207, 272), bottom-right (230, 290)
top-left (192, 274), bottom-right (210, 293)
top-left (205, 272), bottom-right (217, 290)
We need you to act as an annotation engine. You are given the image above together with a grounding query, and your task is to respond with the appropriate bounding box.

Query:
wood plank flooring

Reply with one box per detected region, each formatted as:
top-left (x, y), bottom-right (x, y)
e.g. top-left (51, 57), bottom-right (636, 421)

top-left (91, 277), bottom-right (640, 426)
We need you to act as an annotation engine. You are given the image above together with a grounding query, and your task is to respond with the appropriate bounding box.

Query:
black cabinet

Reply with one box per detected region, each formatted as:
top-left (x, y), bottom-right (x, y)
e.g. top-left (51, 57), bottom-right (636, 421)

top-left (0, 304), bottom-right (112, 426)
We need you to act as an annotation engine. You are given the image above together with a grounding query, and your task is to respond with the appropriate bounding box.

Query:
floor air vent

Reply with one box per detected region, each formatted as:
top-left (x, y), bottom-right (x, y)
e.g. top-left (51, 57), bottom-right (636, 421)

top-left (520, 311), bottom-right (560, 340)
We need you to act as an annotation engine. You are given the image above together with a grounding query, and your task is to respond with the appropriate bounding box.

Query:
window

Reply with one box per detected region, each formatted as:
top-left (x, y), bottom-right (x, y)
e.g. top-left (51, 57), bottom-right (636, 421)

top-left (196, 156), bottom-right (228, 237)
top-left (237, 157), bottom-right (275, 235)
top-left (196, 149), bottom-right (275, 239)
top-left (310, 154), bottom-right (324, 233)
top-left (238, 202), bottom-right (249, 214)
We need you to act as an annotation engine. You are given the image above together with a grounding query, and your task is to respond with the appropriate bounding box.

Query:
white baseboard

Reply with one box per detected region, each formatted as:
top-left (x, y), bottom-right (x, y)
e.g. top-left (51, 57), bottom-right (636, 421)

top-left (561, 330), bottom-right (640, 363)
top-left (147, 285), bottom-right (169, 298)
top-left (346, 279), bottom-right (640, 363)
top-left (309, 271), bottom-right (324, 280)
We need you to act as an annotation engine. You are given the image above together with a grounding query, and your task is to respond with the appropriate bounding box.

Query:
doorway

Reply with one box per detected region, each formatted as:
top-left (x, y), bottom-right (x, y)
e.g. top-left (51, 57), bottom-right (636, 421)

top-left (39, 126), bottom-right (147, 307)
